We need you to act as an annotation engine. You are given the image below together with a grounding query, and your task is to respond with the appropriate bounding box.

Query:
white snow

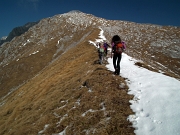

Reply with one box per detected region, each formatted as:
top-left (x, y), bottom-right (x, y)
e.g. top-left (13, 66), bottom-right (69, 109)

top-left (23, 39), bottom-right (30, 46)
top-left (91, 28), bottom-right (180, 135)
top-left (89, 27), bottom-right (106, 45)
top-left (106, 54), bottom-right (180, 135)
top-left (82, 109), bottom-right (96, 117)
top-left (38, 124), bottom-right (49, 134)
top-left (29, 50), bottom-right (39, 56)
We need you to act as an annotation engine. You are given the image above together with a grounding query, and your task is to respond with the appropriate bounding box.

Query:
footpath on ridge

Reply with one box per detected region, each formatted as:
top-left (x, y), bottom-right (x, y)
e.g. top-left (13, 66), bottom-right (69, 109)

top-left (0, 33), bottom-right (135, 135)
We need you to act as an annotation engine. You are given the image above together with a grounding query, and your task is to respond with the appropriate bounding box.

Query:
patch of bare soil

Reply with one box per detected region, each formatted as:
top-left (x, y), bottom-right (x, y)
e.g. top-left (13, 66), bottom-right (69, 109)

top-left (0, 32), bottom-right (134, 134)
top-left (135, 62), bottom-right (159, 72)
top-left (135, 61), bottom-right (180, 79)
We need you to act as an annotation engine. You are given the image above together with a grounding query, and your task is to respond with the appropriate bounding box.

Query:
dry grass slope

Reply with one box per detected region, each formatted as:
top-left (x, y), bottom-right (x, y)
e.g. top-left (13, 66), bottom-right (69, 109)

top-left (0, 30), bottom-right (134, 134)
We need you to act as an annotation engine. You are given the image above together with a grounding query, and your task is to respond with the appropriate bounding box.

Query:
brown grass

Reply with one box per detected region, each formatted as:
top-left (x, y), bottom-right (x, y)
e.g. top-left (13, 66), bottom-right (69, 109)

top-left (0, 30), bottom-right (135, 135)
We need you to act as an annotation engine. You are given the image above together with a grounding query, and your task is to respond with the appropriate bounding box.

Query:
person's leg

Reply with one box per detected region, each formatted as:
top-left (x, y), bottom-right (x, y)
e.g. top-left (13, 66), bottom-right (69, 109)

top-left (116, 54), bottom-right (122, 75)
top-left (113, 54), bottom-right (117, 73)
top-left (99, 53), bottom-right (103, 64)
top-left (105, 48), bottom-right (107, 56)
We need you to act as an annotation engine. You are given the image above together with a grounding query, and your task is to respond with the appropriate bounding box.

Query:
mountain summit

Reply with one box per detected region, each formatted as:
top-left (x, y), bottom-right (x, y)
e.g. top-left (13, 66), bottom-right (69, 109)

top-left (0, 11), bottom-right (180, 134)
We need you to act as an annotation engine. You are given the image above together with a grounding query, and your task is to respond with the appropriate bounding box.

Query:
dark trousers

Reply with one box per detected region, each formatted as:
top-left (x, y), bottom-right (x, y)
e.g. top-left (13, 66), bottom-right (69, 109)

top-left (113, 53), bottom-right (122, 74)
top-left (104, 48), bottom-right (107, 56)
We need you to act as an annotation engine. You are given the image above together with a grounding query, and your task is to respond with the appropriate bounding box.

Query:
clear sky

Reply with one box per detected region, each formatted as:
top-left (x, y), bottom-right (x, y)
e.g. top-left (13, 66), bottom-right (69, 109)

top-left (0, 0), bottom-right (180, 38)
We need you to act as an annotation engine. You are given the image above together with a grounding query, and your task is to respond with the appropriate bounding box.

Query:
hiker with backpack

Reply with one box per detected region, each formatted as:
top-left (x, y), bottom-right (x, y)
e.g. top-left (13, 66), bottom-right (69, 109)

top-left (111, 35), bottom-right (125, 75)
top-left (103, 41), bottom-right (110, 56)
top-left (98, 43), bottom-right (105, 64)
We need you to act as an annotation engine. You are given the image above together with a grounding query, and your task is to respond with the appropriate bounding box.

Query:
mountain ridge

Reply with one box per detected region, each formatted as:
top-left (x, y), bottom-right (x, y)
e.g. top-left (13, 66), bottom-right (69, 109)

top-left (0, 11), bottom-right (180, 134)
top-left (0, 21), bottom-right (39, 46)
top-left (0, 28), bottom-right (135, 134)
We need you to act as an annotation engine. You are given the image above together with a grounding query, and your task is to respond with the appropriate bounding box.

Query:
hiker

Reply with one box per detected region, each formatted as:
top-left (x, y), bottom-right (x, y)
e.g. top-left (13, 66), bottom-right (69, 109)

top-left (111, 35), bottom-right (125, 75)
top-left (98, 43), bottom-right (105, 64)
top-left (103, 41), bottom-right (110, 56)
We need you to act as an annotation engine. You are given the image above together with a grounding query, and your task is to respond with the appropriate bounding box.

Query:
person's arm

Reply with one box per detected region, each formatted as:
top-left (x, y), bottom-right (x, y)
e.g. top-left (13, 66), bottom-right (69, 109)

top-left (122, 42), bottom-right (126, 52)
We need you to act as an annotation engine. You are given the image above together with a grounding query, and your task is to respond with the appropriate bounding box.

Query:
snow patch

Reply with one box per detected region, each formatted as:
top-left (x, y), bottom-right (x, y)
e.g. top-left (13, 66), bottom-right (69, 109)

top-left (107, 54), bottom-right (180, 135)
top-left (38, 124), bottom-right (49, 134)
top-left (29, 51), bottom-right (39, 56)
top-left (94, 28), bottom-right (180, 135)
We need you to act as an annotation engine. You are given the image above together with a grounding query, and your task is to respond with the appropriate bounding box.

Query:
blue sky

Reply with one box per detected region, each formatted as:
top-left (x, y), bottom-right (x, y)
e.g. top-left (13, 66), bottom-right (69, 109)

top-left (0, 0), bottom-right (180, 38)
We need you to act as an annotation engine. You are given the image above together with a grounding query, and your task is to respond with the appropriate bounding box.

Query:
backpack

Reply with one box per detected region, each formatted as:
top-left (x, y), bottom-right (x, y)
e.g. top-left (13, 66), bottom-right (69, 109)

top-left (99, 45), bottom-right (105, 53)
top-left (115, 43), bottom-right (123, 54)
top-left (99, 48), bottom-right (104, 53)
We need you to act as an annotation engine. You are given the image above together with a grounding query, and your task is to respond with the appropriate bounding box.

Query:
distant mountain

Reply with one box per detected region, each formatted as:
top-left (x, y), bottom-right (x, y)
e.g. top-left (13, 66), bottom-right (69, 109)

top-left (0, 11), bottom-right (180, 135)
top-left (0, 36), bottom-right (7, 40)
top-left (0, 21), bottom-right (39, 46)
top-left (0, 36), bottom-right (7, 45)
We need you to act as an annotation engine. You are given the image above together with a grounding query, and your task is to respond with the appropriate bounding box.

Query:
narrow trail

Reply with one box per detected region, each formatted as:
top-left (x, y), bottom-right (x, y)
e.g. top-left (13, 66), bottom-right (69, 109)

top-left (0, 39), bottom-right (135, 135)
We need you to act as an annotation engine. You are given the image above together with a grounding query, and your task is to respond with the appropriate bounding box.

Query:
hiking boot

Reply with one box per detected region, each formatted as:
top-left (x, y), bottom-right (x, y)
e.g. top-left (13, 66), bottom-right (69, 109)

top-left (113, 71), bottom-right (119, 75)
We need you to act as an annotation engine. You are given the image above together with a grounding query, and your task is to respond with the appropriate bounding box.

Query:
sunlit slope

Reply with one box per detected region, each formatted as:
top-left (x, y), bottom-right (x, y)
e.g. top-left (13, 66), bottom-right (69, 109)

top-left (0, 29), bottom-right (134, 135)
